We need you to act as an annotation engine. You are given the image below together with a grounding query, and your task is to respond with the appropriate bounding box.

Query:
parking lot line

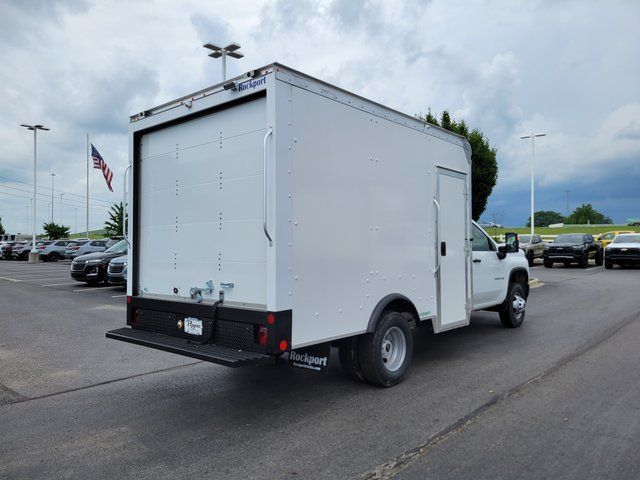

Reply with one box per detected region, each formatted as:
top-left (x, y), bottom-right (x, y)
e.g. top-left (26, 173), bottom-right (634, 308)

top-left (9, 275), bottom-right (71, 280)
top-left (0, 276), bottom-right (22, 283)
top-left (111, 294), bottom-right (127, 298)
top-left (0, 265), bottom-right (69, 272)
top-left (41, 282), bottom-right (79, 287)
top-left (73, 286), bottom-right (121, 293)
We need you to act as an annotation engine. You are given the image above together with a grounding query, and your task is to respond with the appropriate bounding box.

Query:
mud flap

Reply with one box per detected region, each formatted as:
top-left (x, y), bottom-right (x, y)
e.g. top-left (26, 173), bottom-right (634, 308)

top-left (288, 343), bottom-right (331, 373)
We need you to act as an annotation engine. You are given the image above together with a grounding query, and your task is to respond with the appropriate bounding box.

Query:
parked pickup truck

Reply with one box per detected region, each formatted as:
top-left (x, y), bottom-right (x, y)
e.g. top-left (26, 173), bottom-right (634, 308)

top-left (107, 62), bottom-right (530, 387)
top-left (543, 233), bottom-right (603, 268)
top-left (518, 234), bottom-right (545, 266)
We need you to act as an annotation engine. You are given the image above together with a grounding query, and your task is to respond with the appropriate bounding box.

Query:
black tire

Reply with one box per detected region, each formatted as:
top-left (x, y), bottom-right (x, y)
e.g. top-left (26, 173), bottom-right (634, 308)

top-left (526, 251), bottom-right (534, 267)
top-left (544, 261), bottom-right (553, 268)
top-left (48, 252), bottom-right (59, 262)
top-left (499, 283), bottom-right (527, 328)
top-left (605, 261), bottom-right (613, 269)
top-left (356, 312), bottom-right (413, 387)
top-left (595, 249), bottom-right (603, 266)
top-left (578, 252), bottom-right (588, 268)
top-left (338, 338), bottom-right (365, 382)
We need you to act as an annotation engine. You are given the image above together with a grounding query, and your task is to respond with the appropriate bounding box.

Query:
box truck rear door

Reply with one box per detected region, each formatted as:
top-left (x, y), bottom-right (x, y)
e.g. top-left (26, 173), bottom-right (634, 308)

top-left (137, 97), bottom-right (268, 306)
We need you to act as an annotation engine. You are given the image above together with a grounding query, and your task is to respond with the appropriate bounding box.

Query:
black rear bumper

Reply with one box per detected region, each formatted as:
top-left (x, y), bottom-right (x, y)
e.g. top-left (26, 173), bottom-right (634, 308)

top-left (106, 327), bottom-right (275, 367)
top-left (108, 296), bottom-right (292, 366)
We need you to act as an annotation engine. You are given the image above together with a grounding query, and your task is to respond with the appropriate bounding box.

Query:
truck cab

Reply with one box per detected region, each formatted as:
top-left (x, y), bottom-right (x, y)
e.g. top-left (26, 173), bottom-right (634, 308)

top-left (471, 222), bottom-right (530, 326)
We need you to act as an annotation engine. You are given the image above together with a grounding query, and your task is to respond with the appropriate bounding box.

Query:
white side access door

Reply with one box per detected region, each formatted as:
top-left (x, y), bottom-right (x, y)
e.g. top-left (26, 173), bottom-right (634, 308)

top-left (434, 167), bottom-right (471, 331)
top-left (137, 97), bottom-right (268, 306)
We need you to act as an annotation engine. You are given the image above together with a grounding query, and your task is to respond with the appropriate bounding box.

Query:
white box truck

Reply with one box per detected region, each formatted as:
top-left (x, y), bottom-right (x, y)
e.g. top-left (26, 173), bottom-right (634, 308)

top-left (107, 63), bottom-right (529, 386)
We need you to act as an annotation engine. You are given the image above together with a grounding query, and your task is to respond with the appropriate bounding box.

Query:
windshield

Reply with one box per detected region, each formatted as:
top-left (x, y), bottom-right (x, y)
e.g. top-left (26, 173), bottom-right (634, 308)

top-left (519, 235), bottom-right (531, 243)
top-left (554, 234), bottom-right (584, 243)
top-left (105, 239), bottom-right (127, 253)
top-left (613, 234), bottom-right (640, 244)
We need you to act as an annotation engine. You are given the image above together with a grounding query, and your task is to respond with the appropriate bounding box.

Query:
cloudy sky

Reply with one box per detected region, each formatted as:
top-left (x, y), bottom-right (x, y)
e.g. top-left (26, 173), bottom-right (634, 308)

top-left (1, 0), bottom-right (639, 233)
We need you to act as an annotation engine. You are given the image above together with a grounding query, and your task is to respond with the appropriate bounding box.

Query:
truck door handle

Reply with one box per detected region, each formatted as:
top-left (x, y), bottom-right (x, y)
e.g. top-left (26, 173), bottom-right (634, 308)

top-left (433, 199), bottom-right (441, 274)
top-left (263, 127), bottom-right (274, 246)
top-left (441, 241), bottom-right (447, 256)
top-left (473, 259), bottom-right (481, 263)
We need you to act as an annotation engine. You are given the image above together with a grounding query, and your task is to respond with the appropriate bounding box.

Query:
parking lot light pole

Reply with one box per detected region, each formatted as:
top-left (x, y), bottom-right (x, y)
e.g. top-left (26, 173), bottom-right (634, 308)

top-left (520, 133), bottom-right (546, 237)
top-left (60, 193), bottom-right (64, 224)
top-left (50, 173), bottom-right (56, 223)
top-left (20, 124), bottom-right (49, 259)
top-left (203, 42), bottom-right (244, 81)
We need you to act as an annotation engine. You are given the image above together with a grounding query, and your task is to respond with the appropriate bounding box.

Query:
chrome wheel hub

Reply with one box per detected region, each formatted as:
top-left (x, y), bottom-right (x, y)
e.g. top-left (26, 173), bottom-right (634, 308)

top-left (381, 326), bottom-right (407, 372)
top-left (512, 294), bottom-right (526, 318)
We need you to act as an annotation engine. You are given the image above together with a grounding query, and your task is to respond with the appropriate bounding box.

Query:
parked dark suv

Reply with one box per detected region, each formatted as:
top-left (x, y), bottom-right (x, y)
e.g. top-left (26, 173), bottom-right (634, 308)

top-left (543, 233), bottom-right (603, 268)
top-left (70, 240), bottom-right (128, 285)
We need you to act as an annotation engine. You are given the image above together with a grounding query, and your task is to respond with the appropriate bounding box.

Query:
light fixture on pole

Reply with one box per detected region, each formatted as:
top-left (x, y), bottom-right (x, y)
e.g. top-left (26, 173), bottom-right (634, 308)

top-left (49, 172), bottom-right (56, 222)
top-left (203, 42), bottom-right (243, 81)
top-left (20, 123), bottom-right (49, 259)
top-left (520, 133), bottom-right (546, 237)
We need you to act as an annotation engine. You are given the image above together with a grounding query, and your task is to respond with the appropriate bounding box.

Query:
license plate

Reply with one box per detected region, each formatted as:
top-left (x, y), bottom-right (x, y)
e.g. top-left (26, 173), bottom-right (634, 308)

top-left (184, 317), bottom-right (203, 336)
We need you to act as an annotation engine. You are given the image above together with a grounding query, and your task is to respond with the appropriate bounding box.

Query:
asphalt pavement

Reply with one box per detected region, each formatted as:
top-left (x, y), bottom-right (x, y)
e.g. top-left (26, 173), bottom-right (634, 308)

top-left (0, 259), bottom-right (639, 479)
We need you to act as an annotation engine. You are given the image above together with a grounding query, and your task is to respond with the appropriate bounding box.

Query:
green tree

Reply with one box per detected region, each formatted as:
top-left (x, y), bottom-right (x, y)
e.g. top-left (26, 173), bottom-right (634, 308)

top-left (416, 109), bottom-right (498, 220)
top-left (0, 217), bottom-right (5, 235)
top-left (104, 202), bottom-right (127, 236)
top-left (565, 203), bottom-right (613, 225)
top-left (526, 210), bottom-right (565, 227)
top-left (43, 222), bottom-right (70, 239)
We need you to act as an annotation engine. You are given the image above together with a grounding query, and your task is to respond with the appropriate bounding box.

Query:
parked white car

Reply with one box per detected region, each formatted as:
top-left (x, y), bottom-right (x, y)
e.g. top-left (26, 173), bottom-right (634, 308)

top-left (38, 240), bottom-right (71, 262)
top-left (65, 240), bottom-right (108, 259)
top-left (605, 234), bottom-right (640, 269)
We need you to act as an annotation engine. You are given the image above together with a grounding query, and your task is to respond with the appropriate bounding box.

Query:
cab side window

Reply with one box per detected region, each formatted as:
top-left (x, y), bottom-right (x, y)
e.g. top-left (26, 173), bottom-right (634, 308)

top-left (472, 225), bottom-right (493, 252)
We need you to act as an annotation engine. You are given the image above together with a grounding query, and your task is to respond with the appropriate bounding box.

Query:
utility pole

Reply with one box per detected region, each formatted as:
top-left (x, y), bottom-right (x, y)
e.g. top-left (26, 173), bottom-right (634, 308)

top-left (565, 189), bottom-right (570, 217)
top-left (75, 207), bottom-right (78, 234)
top-left (60, 193), bottom-right (64, 224)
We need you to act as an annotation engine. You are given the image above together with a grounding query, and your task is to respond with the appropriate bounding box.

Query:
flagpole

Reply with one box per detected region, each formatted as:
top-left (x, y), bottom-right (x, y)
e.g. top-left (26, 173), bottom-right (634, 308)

top-left (86, 133), bottom-right (89, 238)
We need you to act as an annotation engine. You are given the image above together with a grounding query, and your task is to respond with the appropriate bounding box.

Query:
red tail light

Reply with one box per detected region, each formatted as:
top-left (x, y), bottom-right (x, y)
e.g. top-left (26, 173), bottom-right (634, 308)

top-left (258, 326), bottom-right (268, 347)
top-left (279, 340), bottom-right (288, 351)
top-left (267, 313), bottom-right (275, 325)
top-left (126, 296), bottom-right (132, 304)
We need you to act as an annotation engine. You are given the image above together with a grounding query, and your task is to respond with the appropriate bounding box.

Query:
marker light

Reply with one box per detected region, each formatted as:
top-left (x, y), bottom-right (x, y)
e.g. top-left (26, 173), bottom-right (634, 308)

top-left (267, 313), bottom-right (275, 325)
top-left (279, 340), bottom-right (288, 351)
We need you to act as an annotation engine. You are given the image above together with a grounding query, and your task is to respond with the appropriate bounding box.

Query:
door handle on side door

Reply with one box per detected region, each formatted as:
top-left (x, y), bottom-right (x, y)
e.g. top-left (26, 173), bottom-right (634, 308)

top-left (473, 258), bottom-right (481, 263)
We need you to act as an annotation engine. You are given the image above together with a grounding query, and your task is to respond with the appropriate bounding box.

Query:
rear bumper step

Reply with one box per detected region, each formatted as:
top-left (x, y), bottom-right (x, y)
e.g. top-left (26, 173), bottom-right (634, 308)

top-left (106, 327), bottom-right (275, 367)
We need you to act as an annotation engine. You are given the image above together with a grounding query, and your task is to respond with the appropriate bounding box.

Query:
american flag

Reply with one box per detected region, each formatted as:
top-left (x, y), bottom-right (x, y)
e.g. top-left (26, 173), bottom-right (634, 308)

top-left (91, 144), bottom-right (113, 192)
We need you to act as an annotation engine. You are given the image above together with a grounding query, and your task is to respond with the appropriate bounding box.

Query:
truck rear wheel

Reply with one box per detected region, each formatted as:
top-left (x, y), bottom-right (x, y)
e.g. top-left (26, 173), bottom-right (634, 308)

top-left (526, 251), bottom-right (534, 267)
top-left (356, 312), bottom-right (413, 387)
top-left (499, 283), bottom-right (526, 328)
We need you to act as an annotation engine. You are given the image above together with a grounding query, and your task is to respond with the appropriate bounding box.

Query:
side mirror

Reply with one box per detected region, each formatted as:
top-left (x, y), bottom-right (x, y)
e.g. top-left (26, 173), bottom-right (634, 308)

top-left (504, 232), bottom-right (519, 253)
